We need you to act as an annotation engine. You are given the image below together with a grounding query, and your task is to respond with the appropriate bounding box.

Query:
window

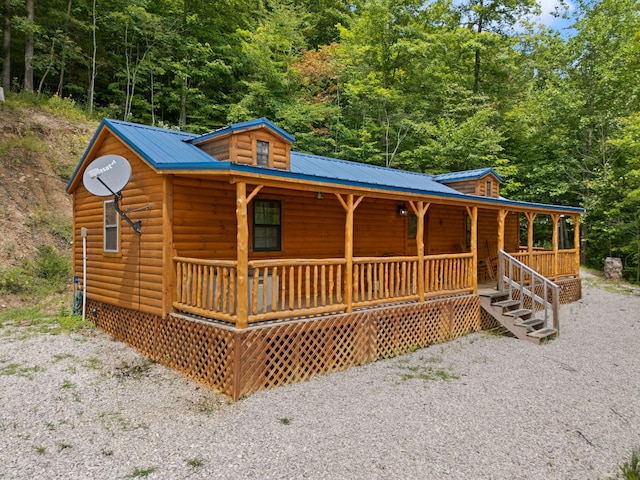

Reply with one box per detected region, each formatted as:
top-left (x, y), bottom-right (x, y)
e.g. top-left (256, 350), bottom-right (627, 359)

top-left (104, 200), bottom-right (119, 252)
top-left (408, 215), bottom-right (417, 239)
top-left (256, 140), bottom-right (270, 167)
top-left (253, 200), bottom-right (281, 251)
top-left (486, 180), bottom-right (492, 197)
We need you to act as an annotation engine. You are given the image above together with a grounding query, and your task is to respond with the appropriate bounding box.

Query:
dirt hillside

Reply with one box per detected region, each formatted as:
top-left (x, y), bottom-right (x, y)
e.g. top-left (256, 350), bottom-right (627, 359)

top-left (0, 102), bottom-right (97, 293)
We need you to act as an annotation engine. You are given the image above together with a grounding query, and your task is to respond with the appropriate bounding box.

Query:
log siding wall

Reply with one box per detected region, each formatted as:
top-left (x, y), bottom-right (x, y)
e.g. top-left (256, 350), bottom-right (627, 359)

top-left (72, 133), bottom-right (165, 316)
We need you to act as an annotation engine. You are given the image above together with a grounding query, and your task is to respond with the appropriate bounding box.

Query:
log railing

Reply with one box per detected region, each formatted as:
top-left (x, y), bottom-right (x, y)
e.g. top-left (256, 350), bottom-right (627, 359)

top-left (246, 258), bottom-right (347, 322)
top-left (352, 256), bottom-right (419, 307)
top-left (174, 253), bottom-right (477, 325)
top-left (174, 257), bottom-right (238, 323)
top-left (424, 253), bottom-right (474, 296)
top-left (512, 249), bottom-right (579, 280)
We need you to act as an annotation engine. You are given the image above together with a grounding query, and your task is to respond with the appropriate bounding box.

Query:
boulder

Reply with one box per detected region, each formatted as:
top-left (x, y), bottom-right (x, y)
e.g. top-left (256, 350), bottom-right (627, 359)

top-left (604, 257), bottom-right (623, 280)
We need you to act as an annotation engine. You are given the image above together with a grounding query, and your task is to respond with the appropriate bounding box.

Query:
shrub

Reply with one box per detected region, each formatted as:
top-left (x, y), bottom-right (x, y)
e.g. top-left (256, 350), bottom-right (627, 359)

top-left (34, 245), bottom-right (70, 283)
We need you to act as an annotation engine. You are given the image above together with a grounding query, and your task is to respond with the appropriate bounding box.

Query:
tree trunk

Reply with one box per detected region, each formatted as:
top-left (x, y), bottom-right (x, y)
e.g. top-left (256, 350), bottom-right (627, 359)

top-left (88, 0), bottom-right (97, 114)
top-left (24, 0), bottom-right (35, 92)
top-left (56, 0), bottom-right (73, 95)
top-left (2, 0), bottom-right (11, 92)
top-left (473, 0), bottom-right (483, 94)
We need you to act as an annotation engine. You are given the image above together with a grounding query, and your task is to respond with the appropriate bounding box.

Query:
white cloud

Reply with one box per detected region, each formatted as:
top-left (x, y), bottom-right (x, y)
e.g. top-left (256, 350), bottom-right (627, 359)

top-left (534, 0), bottom-right (576, 30)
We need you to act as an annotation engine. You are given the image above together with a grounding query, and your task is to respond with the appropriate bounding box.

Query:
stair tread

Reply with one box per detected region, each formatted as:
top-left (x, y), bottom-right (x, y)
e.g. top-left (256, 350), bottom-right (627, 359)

top-left (515, 317), bottom-right (545, 328)
top-left (504, 308), bottom-right (532, 318)
top-left (527, 328), bottom-right (557, 339)
top-left (479, 291), bottom-right (507, 299)
top-left (493, 299), bottom-right (520, 308)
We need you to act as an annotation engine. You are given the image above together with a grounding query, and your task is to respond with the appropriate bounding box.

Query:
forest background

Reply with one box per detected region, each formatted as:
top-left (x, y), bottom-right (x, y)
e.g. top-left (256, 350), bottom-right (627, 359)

top-left (2, 0), bottom-right (640, 282)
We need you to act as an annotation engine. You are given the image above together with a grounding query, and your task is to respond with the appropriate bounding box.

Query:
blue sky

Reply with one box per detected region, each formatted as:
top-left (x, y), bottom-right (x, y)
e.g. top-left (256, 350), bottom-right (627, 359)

top-left (530, 0), bottom-right (577, 35)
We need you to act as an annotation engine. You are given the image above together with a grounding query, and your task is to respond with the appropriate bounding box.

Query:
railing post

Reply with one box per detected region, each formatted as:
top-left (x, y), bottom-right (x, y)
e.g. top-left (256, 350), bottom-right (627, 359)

top-left (498, 251), bottom-right (505, 293)
top-left (573, 214), bottom-right (581, 278)
top-left (336, 194), bottom-right (364, 314)
top-left (552, 285), bottom-right (560, 335)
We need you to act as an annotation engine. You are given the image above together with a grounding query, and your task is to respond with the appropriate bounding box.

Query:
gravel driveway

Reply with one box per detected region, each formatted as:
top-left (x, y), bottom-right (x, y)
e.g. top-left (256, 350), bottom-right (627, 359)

top-left (1, 275), bottom-right (639, 479)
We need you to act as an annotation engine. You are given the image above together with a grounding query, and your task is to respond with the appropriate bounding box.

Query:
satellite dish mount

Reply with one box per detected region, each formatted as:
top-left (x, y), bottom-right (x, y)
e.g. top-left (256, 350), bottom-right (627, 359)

top-left (82, 155), bottom-right (141, 234)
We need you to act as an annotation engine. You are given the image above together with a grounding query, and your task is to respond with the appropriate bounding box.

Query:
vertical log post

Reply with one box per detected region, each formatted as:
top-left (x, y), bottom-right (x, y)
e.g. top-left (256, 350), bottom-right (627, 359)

top-left (573, 214), bottom-right (581, 278)
top-left (162, 176), bottom-right (175, 318)
top-left (409, 201), bottom-right (429, 302)
top-left (236, 181), bottom-right (249, 329)
top-left (551, 214), bottom-right (560, 281)
top-left (497, 209), bottom-right (508, 290)
top-left (525, 212), bottom-right (537, 268)
top-left (336, 193), bottom-right (363, 313)
top-left (466, 206), bottom-right (478, 294)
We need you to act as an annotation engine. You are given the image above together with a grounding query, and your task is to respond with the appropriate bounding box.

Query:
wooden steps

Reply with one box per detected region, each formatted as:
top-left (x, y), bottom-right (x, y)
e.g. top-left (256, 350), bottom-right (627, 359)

top-left (479, 291), bottom-right (557, 344)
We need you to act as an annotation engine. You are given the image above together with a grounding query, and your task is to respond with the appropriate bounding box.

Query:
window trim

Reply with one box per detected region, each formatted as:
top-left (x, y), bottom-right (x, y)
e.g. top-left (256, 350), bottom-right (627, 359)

top-left (104, 200), bottom-right (119, 253)
top-left (252, 199), bottom-right (282, 252)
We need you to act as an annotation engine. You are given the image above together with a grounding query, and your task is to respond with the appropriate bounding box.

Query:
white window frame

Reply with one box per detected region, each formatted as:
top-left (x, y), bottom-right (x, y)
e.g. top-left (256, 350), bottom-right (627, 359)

top-left (104, 200), bottom-right (119, 252)
top-left (256, 140), bottom-right (270, 167)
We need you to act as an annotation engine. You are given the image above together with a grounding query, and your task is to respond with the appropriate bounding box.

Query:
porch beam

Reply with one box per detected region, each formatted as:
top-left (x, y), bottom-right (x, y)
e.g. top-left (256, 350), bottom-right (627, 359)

top-left (466, 206), bottom-right (478, 294)
top-left (409, 201), bottom-right (430, 302)
top-left (246, 185), bottom-right (264, 203)
top-left (573, 214), bottom-right (581, 278)
top-left (236, 181), bottom-right (249, 329)
top-left (551, 214), bottom-right (560, 281)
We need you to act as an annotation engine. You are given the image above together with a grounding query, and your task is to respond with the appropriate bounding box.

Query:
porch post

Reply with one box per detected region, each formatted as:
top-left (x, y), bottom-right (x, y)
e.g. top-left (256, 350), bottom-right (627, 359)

top-left (410, 201), bottom-right (429, 302)
top-left (525, 212), bottom-right (537, 267)
top-left (551, 214), bottom-right (560, 281)
top-left (497, 209), bottom-right (508, 253)
top-left (162, 176), bottom-right (175, 318)
top-left (573, 214), bottom-right (581, 278)
top-left (335, 193), bottom-right (364, 314)
top-left (497, 209), bottom-right (508, 290)
top-left (236, 181), bottom-right (249, 329)
top-left (466, 206), bottom-right (478, 294)
top-left (345, 194), bottom-right (354, 313)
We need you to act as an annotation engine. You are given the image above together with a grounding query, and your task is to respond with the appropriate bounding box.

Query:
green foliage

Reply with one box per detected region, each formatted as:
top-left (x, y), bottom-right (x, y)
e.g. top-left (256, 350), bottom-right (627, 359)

top-left (3, 0), bottom-right (640, 280)
top-left (619, 447), bottom-right (640, 480)
top-left (128, 467), bottom-right (157, 478)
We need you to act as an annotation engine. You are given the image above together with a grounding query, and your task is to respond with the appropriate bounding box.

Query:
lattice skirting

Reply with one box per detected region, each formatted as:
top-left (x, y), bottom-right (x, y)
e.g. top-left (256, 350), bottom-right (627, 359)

top-left (87, 295), bottom-right (484, 400)
top-left (557, 277), bottom-right (581, 303)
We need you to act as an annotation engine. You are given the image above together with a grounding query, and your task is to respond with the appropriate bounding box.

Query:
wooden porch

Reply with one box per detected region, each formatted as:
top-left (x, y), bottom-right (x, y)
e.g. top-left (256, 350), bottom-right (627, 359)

top-left (173, 248), bottom-right (579, 327)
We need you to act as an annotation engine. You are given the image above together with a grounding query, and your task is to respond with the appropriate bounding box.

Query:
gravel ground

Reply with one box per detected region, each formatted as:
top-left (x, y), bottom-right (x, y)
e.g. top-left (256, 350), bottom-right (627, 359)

top-left (1, 275), bottom-right (639, 480)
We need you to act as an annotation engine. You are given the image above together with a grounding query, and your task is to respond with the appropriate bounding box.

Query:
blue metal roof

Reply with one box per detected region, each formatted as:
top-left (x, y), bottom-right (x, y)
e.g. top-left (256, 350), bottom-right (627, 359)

top-left (289, 152), bottom-right (458, 196)
top-left (188, 117), bottom-right (296, 145)
top-left (434, 167), bottom-right (503, 183)
top-left (66, 119), bottom-right (584, 213)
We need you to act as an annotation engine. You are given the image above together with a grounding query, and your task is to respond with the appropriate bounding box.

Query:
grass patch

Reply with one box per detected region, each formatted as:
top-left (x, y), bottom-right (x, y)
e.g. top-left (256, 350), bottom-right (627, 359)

top-left (620, 447), bottom-right (640, 480)
top-left (35, 445), bottom-right (46, 455)
top-left (279, 417), bottom-right (291, 425)
top-left (128, 466), bottom-right (157, 478)
top-left (0, 362), bottom-right (45, 379)
top-left (60, 379), bottom-right (76, 390)
top-left (397, 365), bottom-right (459, 382)
top-left (0, 245), bottom-right (71, 297)
top-left (186, 457), bottom-right (204, 468)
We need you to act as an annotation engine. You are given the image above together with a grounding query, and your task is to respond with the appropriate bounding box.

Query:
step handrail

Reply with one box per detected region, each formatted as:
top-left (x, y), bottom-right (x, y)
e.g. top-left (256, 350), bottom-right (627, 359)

top-left (498, 250), bottom-right (560, 334)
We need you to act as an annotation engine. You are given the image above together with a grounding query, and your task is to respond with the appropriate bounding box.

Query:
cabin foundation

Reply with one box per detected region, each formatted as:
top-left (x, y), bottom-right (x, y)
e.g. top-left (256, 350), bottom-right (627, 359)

top-left (87, 276), bottom-right (580, 401)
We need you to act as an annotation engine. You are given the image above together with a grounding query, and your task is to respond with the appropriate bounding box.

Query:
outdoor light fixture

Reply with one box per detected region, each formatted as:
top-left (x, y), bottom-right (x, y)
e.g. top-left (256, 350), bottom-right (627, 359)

top-left (316, 192), bottom-right (324, 200)
top-left (398, 204), bottom-right (409, 216)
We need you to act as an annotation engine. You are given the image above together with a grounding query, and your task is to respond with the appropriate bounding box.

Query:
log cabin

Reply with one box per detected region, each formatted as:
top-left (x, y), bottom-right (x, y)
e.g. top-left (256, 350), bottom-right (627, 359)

top-left (66, 118), bottom-right (584, 399)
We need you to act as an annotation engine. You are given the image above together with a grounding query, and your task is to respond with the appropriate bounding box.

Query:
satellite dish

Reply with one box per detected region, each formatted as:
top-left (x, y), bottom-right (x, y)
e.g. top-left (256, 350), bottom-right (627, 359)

top-left (81, 154), bottom-right (141, 234)
top-left (83, 154), bottom-right (132, 196)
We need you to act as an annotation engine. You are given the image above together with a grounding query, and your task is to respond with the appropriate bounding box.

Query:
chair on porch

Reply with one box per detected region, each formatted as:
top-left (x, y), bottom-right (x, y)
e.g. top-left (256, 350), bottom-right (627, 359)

top-left (479, 241), bottom-right (498, 281)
